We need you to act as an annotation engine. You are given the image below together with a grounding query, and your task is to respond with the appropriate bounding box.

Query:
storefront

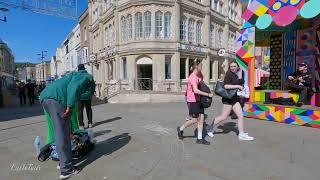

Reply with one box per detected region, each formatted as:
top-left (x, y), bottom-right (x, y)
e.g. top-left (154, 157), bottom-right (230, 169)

top-left (237, 0), bottom-right (320, 128)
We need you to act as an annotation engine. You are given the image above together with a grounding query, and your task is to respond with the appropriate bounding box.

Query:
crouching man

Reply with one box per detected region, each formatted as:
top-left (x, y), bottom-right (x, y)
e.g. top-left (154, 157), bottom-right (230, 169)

top-left (39, 70), bottom-right (94, 179)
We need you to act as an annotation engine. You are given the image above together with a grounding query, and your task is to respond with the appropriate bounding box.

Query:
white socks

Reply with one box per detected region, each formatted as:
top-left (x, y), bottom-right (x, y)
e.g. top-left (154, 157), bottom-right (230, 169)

top-left (197, 129), bottom-right (203, 139)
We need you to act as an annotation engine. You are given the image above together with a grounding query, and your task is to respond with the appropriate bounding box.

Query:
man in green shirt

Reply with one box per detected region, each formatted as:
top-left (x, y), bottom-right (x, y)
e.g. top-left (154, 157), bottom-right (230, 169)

top-left (39, 70), bottom-right (94, 179)
top-left (77, 64), bottom-right (96, 129)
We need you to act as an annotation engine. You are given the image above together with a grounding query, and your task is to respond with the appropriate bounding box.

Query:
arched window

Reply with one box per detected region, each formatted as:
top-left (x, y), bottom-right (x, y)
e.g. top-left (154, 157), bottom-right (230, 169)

top-left (155, 11), bottom-right (163, 38)
top-left (210, 26), bottom-right (215, 48)
top-left (121, 16), bottom-right (127, 42)
top-left (144, 11), bottom-right (152, 38)
top-left (180, 16), bottom-right (187, 41)
top-left (135, 12), bottom-right (143, 39)
top-left (164, 12), bottom-right (172, 38)
top-left (127, 15), bottom-right (132, 40)
top-left (188, 19), bottom-right (195, 43)
top-left (196, 21), bottom-right (202, 44)
top-left (218, 29), bottom-right (223, 48)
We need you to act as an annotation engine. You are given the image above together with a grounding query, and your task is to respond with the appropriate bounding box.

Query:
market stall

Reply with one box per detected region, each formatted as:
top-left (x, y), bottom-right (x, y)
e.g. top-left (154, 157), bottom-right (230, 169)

top-left (237, 0), bottom-right (320, 128)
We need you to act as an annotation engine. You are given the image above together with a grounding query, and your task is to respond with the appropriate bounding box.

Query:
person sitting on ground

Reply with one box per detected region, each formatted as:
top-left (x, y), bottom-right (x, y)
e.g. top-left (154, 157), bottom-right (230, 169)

top-left (286, 62), bottom-right (313, 107)
top-left (39, 70), bottom-right (94, 180)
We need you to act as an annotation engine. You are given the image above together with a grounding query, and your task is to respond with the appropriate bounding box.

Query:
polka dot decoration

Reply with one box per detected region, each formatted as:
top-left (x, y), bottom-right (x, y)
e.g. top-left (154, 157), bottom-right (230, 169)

top-left (300, 0), bottom-right (320, 19)
top-left (273, 5), bottom-right (299, 26)
top-left (256, 14), bottom-right (273, 29)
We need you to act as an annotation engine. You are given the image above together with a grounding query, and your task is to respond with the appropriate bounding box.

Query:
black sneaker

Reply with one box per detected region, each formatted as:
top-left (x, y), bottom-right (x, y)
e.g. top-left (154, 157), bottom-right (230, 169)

top-left (196, 139), bottom-right (210, 145)
top-left (177, 127), bottom-right (184, 140)
top-left (59, 166), bottom-right (81, 179)
top-left (297, 102), bottom-right (304, 107)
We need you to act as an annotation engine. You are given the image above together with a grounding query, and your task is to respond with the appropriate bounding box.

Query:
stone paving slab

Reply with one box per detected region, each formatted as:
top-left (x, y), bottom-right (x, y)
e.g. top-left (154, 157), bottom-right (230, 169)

top-left (0, 102), bottom-right (320, 180)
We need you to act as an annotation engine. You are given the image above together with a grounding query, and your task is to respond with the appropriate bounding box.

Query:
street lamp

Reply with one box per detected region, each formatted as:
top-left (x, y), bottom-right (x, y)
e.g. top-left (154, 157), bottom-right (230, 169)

top-left (37, 51), bottom-right (47, 82)
top-left (0, 8), bottom-right (8, 22)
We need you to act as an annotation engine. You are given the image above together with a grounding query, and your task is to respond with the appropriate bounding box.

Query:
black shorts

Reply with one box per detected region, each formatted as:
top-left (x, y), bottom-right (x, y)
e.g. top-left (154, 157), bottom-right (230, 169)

top-left (222, 95), bottom-right (241, 106)
top-left (188, 102), bottom-right (204, 118)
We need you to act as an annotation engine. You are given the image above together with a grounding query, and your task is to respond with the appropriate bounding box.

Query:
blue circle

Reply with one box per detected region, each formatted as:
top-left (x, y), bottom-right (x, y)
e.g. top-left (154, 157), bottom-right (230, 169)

top-left (256, 14), bottom-right (273, 30)
top-left (300, 0), bottom-right (320, 19)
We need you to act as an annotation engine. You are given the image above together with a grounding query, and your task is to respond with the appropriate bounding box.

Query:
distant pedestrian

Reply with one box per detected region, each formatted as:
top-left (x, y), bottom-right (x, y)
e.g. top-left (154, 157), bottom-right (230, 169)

top-left (77, 64), bottom-right (96, 129)
top-left (39, 70), bottom-right (94, 179)
top-left (26, 79), bottom-right (36, 106)
top-left (177, 59), bottom-right (213, 145)
top-left (18, 82), bottom-right (26, 106)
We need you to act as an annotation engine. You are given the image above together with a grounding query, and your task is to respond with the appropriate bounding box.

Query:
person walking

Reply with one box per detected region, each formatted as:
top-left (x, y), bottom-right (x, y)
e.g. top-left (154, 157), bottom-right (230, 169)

top-left (26, 79), bottom-right (36, 106)
top-left (77, 64), bottom-right (96, 129)
top-left (177, 59), bottom-right (213, 145)
top-left (18, 82), bottom-right (26, 106)
top-left (39, 70), bottom-right (95, 179)
top-left (207, 61), bottom-right (254, 141)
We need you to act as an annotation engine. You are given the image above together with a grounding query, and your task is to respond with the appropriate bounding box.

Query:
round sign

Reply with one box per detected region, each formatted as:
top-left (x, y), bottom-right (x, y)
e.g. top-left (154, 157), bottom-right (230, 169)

top-left (218, 48), bottom-right (226, 57)
top-left (89, 54), bottom-right (97, 61)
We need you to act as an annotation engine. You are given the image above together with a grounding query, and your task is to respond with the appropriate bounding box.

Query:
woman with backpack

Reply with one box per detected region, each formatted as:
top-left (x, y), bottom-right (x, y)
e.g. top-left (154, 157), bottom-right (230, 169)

top-left (177, 59), bottom-right (213, 145)
top-left (207, 61), bottom-right (254, 141)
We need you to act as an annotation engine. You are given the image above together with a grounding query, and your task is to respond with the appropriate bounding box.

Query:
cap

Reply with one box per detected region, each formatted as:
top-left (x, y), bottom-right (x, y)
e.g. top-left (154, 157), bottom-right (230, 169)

top-left (298, 62), bottom-right (308, 67)
top-left (78, 64), bottom-right (85, 71)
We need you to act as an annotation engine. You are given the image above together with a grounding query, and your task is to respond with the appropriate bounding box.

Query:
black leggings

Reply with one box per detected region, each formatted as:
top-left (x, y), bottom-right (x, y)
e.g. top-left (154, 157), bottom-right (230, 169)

top-left (78, 100), bottom-right (93, 126)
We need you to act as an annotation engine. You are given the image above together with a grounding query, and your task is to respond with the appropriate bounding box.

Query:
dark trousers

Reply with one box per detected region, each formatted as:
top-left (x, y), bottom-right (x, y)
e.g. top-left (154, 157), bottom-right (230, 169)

top-left (78, 99), bottom-right (93, 126)
top-left (287, 82), bottom-right (313, 104)
top-left (42, 99), bottom-right (73, 173)
top-left (18, 93), bottom-right (26, 106)
top-left (28, 93), bottom-right (35, 106)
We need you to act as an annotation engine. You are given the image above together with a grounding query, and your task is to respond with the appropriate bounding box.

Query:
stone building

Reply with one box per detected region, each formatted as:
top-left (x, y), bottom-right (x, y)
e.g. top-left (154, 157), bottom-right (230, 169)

top-left (26, 65), bottom-right (36, 81)
top-left (79, 9), bottom-right (92, 74)
top-left (87, 0), bottom-right (241, 96)
top-left (35, 61), bottom-right (51, 83)
top-left (0, 38), bottom-right (15, 75)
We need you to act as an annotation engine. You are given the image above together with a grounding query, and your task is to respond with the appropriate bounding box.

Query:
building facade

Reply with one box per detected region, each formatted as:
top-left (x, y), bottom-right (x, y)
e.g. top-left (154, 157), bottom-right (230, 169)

top-left (35, 61), bottom-right (51, 83)
top-left (79, 9), bottom-right (92, 74)
top-left (0, 39), bottom-right (15, 75)
top-left (88, 0), bottom-right (241, 97)
top-left (26, 66), bottom-right (36, 82)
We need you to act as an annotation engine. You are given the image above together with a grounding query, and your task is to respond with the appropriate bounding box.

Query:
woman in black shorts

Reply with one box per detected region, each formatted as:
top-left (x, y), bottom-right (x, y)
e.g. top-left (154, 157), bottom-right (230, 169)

top-left (177, 59), bottom-right (213, 145)
top-left (207, 61), bottom-right (254, 141)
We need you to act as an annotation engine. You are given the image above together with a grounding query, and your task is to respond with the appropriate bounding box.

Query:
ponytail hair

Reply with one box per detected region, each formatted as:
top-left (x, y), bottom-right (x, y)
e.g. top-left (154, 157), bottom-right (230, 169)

top-left (190, 59), bottom-right (202, 72)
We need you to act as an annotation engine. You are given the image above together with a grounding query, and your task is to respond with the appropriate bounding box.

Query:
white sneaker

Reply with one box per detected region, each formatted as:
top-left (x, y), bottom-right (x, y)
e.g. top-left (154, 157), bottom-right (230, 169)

top-left (206, 125), bottom-right (214, 138)
top-left (57, 165), bottom-right (60, 170)
top-left (79, 126), bottom-right (85, 130)
top-left (238, 133), bottom-right (254, 141)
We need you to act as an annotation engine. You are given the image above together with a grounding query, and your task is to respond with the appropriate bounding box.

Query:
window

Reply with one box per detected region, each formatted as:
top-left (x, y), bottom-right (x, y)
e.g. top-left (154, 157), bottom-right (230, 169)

top-left (108, 61), bottom-right (113, 80)
top-left (121, 16), bottom-right (127, 42)
top-left (109, 24), bottom-right (113, 47)
top-left (135, 13), bottom-right (143, 39)
top-left (127, 15), bottom-right (132, 40)
top-left (188, 19), bottom-right (195, 43)
top-left (84, 27), bottom-right (87, 41)
top-left (210, 26), bottom-right (215, 48)
top-left (218, 30), bottom-right (223, 48)
top-left (214, 0), bottom-right (218, 11)
top-left (210, 60), bottom-right (213, 79)
top-left (122, 57), bottom-right (127, 80)
top-left (164, 12), bottom-right (172, 38)
top-left (165, 55), bottom-right (172, 79)
top-left (219, 2), bottom-right (223, 13)
top-left (196, 21), bottom-right (202, 44)
top-left (105, 27), bottom-right (109, 46)
top-left (144, 11), bottom-right (152, 38)
top-left (155, 11), bottom-right (163, 38)
top-left (180, 58), bottom-right (186, 79)
top-left (180, 16), bottom-right (187, 41)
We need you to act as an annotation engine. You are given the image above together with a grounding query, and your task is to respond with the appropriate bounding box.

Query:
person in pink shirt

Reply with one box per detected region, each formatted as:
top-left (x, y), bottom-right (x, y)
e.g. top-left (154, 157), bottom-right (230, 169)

top-left (177, 59), bottom-right (213, 145)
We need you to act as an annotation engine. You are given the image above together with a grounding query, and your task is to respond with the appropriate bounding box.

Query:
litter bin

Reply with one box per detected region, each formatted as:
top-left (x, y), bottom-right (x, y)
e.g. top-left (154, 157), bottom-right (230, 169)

top-left (45, 105), bottom-right (79, 144)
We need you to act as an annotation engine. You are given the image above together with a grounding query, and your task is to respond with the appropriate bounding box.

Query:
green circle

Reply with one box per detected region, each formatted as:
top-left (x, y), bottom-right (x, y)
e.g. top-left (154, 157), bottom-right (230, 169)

top-left (300, 0), bottom-right (320, 19)
top-left (256, 14), bottom-right (273, 29)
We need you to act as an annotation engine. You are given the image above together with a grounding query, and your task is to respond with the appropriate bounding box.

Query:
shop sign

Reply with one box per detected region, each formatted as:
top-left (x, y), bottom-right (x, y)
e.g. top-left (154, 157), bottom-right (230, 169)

top-left (179, 44), bottom-right (205, 53)
top-left (89, 54), bottom-right (97, 61)
top-left (218, 48), bottom-right (226, 57)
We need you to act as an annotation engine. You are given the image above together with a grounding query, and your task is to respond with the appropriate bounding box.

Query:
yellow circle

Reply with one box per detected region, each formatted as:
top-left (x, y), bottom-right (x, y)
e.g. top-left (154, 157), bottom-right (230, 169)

top-left (290, 0), bottom-right (300, 5)
top-left (273, 2), bottom-right (282, 10)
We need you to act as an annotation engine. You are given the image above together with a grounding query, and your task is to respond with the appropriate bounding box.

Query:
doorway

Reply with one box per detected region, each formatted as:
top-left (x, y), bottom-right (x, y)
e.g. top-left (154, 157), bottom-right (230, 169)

top-left (136, 57), bottom-right (153, 90)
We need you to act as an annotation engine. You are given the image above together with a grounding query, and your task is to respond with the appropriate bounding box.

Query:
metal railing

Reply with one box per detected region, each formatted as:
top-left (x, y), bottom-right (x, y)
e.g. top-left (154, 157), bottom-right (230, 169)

top-left (136, 78), bottom-right (153, 90)
top-left (104, 80), bottom-right (121, 100)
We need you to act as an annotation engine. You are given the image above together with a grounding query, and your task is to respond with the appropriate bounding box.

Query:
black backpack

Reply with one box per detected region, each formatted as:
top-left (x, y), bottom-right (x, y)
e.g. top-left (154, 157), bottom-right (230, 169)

top-left (198, 81), bottom-right (212, 108)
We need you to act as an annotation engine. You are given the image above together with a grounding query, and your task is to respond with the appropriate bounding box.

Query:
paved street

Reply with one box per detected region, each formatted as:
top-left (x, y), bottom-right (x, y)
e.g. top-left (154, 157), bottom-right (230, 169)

top-left (1, 99), bottom-right (320, 180)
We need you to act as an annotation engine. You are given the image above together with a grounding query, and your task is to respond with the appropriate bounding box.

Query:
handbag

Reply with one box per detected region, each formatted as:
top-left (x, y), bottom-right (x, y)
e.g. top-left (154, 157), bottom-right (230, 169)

top-left (214, 81), bottom-right (238, 99)
top-left (198, 81), bottom-right (212, 108)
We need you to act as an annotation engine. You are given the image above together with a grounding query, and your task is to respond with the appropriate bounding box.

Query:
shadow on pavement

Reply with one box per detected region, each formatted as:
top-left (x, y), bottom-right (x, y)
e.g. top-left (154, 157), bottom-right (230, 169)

top-left (94, 129), bottom-right (112, 138)
top-left (93, 117), bottom-right (122, 128)
top-left (215, 122), bottom-right (239, 135)
top-left (0, 104), bottom-right (44, 122)
top-left (78, 133), bottom-right (131, 169)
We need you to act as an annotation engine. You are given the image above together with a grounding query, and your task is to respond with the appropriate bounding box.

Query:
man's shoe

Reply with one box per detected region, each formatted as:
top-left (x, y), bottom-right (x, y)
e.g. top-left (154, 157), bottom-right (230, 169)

top-left (59, 166), bottom-right (81, 179)
top-left (79, 126), bottom-right (85, 130)
top-left (88, 124), bottom-right (93, 128)
top-left (177, 127), bottom-right (184, 140)
top-left (206, 125), bottom-right (214, 138)
top-left (196, 139), bottom-right (210, 145)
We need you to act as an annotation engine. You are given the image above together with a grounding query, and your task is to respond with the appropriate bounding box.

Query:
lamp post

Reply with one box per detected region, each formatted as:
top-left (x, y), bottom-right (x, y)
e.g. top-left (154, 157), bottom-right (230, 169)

top-left (0, 8), bottom-right (8, 22)
top-left (37, 51), bottom-right (47, 82)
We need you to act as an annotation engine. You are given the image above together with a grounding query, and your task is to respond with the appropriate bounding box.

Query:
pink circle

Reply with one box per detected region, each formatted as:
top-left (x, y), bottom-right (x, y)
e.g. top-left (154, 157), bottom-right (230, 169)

top-left (273, 6), bottom-right (299, 26)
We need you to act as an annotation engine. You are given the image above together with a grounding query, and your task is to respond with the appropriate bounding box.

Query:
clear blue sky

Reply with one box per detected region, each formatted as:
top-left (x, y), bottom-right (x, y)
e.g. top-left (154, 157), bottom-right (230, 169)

top-left (0, 0), bottom-right (88, 63)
